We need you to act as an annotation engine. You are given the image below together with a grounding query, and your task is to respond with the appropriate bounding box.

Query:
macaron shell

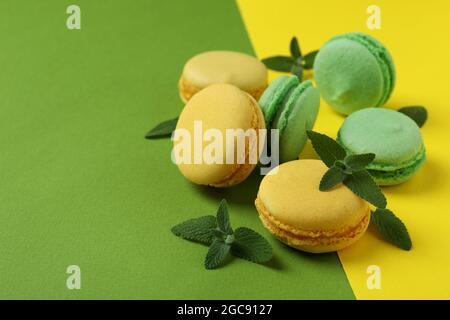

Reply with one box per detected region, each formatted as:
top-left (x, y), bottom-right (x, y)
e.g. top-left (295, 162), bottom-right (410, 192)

top-left (339, 108), bottom-right (424, 169)
top-left (174, 84), bottom-right (265, 187)
top-left (273, 81), bottom-right (320, 162)
top-left (314, 37), bottom-right (385, 115)
top-left (258, 160), bottom-right (369, 231)
top-left (181, 51), bottom-right (268, 92)
top-left (258, 75), bottom-right (299, 127)
top-left (331, 33), bottom-right (396, 108)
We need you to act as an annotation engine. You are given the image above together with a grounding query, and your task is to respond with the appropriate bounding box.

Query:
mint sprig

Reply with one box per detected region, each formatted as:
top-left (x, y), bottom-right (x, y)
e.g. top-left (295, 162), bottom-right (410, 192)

top-left (307, 130), bottom-right (386, 208)
top-left (145, 117), bottom-right (178, 139)
top-left (172, 199), bottom-right (273, 269)
top-left (398, 106), bottom-right (428, 128)
top-left (371, 208), bottom-right (412, 250)
top-left (307, 130), bottom-right (412, 250)
top-left (261, 37), bottom-right (318, 81)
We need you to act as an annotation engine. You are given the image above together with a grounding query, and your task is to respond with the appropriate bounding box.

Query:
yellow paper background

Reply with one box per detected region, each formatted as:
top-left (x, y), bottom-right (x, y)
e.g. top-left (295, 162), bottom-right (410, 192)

top-left (238, 0), bottom-right (450, 299)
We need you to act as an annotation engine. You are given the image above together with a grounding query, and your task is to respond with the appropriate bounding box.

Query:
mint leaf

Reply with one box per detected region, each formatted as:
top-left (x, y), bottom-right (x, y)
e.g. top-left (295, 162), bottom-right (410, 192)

top-left (302, 50), bottom-right (319, 69)
top-left (344, 153), bottom-right (375, 171)
top-left (145, 117), bottom-right (178, 139)
top-left (216, 199), bottom-right (233, 235)
top-left (173, 199), bottom-right (274, 270)
top-left (291, 63), bottom-right (303, 81)
top-left (371, 208), bottom-right (412, 250)
top-left (171, 215), bottom-right (217, 244)
top-left (398, 106), bottom-right (428, 128)
top-left (290, 37), bottom-right (302, 58)
top-left (231, 227), bottom-right (272, 263)
top-left (307, 130), bottom-right (347, 167)
top-left (344, 170), bottom-right (387, 208)
top-left (261, 56), bottom-right (294, 72)
top-left (320, 166), bottom-right (347, 191)
top-left (204, 240), bottom-right (230, 269)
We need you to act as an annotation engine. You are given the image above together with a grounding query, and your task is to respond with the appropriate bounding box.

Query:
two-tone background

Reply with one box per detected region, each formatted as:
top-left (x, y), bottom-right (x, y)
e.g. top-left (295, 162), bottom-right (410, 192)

top-left (1, 0), bottom-right (449, 299)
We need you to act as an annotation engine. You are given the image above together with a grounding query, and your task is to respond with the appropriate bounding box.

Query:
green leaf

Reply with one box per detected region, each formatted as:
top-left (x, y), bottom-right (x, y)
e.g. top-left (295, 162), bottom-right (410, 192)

top-left (145, 117), bottom-right (178, 139)
top-left (290, 36), bottom-right (302, 58)
top-left (398, 106), bottom-right (428, 128)
top-left (204, 240), bottom-right (230, 269)
top-left (344, 153), bottom-right (376, 171)
top-left (261, 56), bottom-right (294, 72)
top-left (344, 170), bottom-right (387, 209)
top-left (290, 63), bottom-right (303, 81)
top-left (231, 227), bottom-right (273, 263)
top-left (320, 166), bottom-right (347, 191)
top-left (302, 50), bottom-right (319, 69)
top-left (171, 215), bottom-right (217, 244)
top-left (371, 208), bottom-right (412, 250)
top-left (216, 199), bottom-right (233, 235)
top-left (306, 130), bottom-right (347, 167)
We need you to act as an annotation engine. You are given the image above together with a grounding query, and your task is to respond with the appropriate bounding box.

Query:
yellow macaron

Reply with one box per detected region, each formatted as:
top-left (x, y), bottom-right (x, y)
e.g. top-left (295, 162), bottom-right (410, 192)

top-left (255, 159), bottom-right (370, 253)
top-left (179, 51), bottom-right (268, 103)
top-left (174, 83), bottom-right (265, 187)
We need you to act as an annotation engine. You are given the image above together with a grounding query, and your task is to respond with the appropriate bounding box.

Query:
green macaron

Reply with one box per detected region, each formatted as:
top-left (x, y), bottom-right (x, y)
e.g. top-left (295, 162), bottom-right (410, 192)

top-left (337, 108), bottom-right (425, 185)
top-left (259, 76), bottom-right (320, 163)
top-left (314, 32), bottom-right (396, 115)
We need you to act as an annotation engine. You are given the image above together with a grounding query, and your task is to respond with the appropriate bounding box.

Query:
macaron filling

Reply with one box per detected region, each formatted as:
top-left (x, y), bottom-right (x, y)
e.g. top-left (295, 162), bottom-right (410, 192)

top-left (259, 77), bottom-right (320, 162)
top-left (329, 33), bottom-right (395, 107)
top-left (258, 75), bottom-right (299, 128)
top-left (256, 197), bottom-right (370, 250)
top-left (366, 147), bottom-right (426, 185)
top-left (338, 136), bottom-right (426, 185)
top-left (272, 81), bottom-right (313, 133)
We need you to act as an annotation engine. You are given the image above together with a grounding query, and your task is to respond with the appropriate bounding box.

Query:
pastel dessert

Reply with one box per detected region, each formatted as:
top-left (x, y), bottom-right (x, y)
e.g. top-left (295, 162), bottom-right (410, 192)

top-left (338, 108), bottom-right (426, 185)
top-left (179, 51), bottom-right (268, 103)
top-left (314, 32), bottom-right (396, 115)
top-left (258, 76), bottom-right (320, 163)
top-left (174, 84), bottom-right (265, 187)
top-left (255, 160), bottom-right (370, 253)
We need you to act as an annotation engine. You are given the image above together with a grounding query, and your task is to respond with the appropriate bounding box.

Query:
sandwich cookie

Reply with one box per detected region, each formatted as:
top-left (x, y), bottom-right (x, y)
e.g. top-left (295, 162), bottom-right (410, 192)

top-left (338, 108), bottom-right (426, 185)
top-left (174, 84), bottom-right (265, 187)
top-left (255, 160), bottom-right (371, 253)
top-left (314, 32), bottom-right (396, 115)
top-left (179, 51), bottom-right (268, 103)
top-left (258, 76), bottom-right (320, 163)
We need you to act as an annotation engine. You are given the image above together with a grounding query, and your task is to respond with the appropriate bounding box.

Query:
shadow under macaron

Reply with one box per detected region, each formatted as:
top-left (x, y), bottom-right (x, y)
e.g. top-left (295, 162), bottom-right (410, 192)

top-left (193, 169), bottom-right (264, 207)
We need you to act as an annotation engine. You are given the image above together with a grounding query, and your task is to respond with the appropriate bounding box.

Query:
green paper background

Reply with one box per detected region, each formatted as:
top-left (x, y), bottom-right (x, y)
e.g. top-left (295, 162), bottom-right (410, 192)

top-left (0, 0), bottom-right (354, 299)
